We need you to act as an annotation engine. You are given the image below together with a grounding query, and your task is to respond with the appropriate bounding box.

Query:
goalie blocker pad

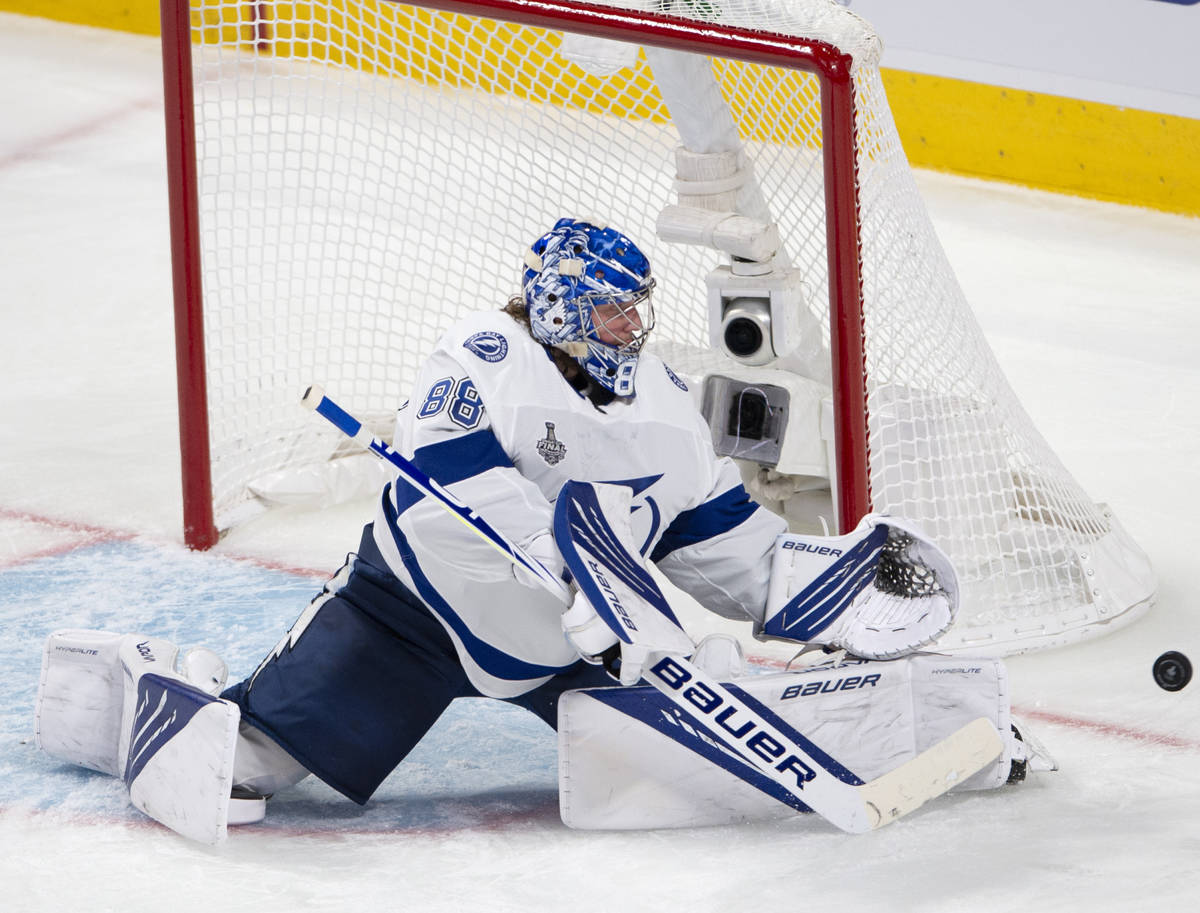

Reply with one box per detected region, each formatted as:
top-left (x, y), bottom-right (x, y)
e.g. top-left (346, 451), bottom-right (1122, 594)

top-left (558, 653), bottom-right (1014, 829)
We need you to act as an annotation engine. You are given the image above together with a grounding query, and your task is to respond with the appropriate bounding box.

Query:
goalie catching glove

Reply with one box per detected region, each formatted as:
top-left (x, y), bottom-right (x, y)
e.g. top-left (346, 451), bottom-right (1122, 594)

top-left (762, 515), bottom-right (959, 659)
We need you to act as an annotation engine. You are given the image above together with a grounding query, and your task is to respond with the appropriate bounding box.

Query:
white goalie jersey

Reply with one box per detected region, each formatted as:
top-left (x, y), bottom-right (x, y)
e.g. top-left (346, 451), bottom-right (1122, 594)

top-left (370, 311), bottom-right (786, 698)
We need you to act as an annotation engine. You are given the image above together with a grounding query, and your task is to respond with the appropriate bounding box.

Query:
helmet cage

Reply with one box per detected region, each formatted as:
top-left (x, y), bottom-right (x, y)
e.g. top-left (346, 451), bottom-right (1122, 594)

top-left (577, 282), bottom-right (656, 356)
top-left (522, 219), bottom-right (655, 397)
top-left (570, 283), bottom-right (655, 397)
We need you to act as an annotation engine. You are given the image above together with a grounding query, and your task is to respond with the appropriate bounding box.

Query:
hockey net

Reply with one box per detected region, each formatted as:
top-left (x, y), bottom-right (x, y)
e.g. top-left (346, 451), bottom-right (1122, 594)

top-left (161, 0), bottom-right (1155, 654)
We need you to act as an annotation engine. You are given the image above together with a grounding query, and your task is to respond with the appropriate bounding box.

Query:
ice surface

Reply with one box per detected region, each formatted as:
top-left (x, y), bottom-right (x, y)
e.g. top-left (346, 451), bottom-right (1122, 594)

top-left (1, 13), bottom-right (1198, 912)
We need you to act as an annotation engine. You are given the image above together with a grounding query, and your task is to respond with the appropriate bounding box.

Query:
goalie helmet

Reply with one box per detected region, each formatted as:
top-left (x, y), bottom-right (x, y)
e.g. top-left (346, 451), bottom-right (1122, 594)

top-left (522, 218), bottom-right (655, 397)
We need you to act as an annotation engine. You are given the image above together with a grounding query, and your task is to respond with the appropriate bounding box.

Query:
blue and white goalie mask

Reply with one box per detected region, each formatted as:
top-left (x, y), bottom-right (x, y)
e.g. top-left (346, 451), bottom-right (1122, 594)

top-left (522, 218), bottom-right (655, 397)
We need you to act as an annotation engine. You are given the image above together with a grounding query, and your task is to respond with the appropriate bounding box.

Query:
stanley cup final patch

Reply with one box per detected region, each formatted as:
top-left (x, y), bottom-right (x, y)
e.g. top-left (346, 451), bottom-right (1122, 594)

top-left (537, 422), bottom-right (567, 465)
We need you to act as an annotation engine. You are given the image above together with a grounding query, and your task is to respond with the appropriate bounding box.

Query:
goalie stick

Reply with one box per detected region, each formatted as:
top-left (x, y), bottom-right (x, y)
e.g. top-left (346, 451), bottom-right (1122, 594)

top-left (303, 388), bottom-right (1001, 832)
top-left (300, 385), bottom-right (571, 601)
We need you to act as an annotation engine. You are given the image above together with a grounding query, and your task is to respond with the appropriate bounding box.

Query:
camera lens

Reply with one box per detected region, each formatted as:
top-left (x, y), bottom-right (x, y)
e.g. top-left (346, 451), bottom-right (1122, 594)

top-left (723, 317), bottom-right (764, 358)
top-left (727, 392), bottom-right (769, 440)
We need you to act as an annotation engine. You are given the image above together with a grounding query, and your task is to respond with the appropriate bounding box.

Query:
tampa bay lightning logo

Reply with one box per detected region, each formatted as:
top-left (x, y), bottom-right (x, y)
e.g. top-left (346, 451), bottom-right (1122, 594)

top-left (664, 364), bottom-right (688, 391)
top-left (463, 331), bottom-right (508, 363)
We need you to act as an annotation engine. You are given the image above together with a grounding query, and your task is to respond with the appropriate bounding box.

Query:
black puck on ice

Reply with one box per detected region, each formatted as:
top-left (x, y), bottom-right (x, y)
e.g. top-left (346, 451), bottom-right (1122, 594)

top-left (1152, 651), bottom-right (1192, 692)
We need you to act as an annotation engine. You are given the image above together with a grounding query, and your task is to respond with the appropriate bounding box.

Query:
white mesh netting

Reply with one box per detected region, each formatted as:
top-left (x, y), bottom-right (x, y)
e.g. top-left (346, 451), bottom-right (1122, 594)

top-left (173, 0), bottom-right (1154, 653)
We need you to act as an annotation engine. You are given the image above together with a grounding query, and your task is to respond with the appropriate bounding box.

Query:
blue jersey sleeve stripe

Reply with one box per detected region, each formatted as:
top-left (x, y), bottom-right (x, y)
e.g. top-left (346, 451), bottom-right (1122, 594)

top-left (650, 484), bottom-right (761, 563)
top-left (414, 427), bottom-right (513, 485)
top-left (381, 484), bottom-right (577, 682)
top-left (393, 427), bottom-right (514, 515)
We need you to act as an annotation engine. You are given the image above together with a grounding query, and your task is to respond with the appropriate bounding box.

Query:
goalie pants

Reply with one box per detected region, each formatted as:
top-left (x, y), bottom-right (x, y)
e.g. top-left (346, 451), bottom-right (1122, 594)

top-left (221, 524), bottom-right (613, 805)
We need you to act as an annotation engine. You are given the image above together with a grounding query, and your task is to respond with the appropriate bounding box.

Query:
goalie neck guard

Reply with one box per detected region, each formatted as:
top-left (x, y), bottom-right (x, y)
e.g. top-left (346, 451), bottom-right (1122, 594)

top-left (522, 218), bottom-right (655, 398)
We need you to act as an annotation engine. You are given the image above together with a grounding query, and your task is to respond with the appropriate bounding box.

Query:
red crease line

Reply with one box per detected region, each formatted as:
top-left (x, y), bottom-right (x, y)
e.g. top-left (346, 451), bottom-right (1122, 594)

top-left (0, 506), bottom-right (134, 541)
top-left (0, 97), bottom-right (158, 171)
top-left (0, 506), bottom-right (330, 579)
top-left (1011, 706), bottom-right (1200, 752)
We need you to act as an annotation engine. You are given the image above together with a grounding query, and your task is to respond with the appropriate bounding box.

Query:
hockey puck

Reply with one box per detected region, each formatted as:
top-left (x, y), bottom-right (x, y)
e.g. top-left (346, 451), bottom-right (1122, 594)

top-left (1152, 651), bottom-right (1192, 692)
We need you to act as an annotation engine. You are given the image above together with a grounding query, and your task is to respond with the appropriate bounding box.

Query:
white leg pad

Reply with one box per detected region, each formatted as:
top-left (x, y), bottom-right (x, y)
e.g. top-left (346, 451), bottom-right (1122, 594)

top-left (36, 629), bottom-right (133, 776)
top-left (36, 630), bottom-right (242, 843)
top-left (118, 636), bottom-right (240, 845)
top-left (559, 653), bottom-right (1021, 829)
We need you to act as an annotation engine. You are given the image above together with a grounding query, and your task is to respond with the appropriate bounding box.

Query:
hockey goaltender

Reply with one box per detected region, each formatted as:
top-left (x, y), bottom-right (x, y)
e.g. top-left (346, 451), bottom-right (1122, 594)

top-left (34, 219), bottom-right (1054, 843)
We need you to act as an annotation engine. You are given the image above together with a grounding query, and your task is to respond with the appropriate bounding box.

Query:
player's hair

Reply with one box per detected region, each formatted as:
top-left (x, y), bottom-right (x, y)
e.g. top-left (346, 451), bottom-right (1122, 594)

top-left (502, 296), bottom-right (530, 328)
top-left (502, 297), bottom-right (580, 380)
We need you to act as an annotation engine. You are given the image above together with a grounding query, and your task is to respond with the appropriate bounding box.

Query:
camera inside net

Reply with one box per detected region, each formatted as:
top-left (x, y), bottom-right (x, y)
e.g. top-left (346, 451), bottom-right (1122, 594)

top-left (702, 375), bottom-right (789, 465)
top-left (719, 297), bottom-right (774, 365)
